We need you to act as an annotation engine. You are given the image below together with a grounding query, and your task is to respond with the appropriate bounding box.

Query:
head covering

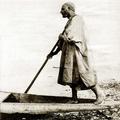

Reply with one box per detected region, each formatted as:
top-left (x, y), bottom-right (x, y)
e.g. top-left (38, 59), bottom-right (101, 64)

top-left (63, 2), bottom-right (75, 12)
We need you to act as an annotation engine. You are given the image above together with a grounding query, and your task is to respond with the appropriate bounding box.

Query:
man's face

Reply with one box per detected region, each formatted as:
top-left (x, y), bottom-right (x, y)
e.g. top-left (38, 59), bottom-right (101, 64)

top-left (60, 5), bottom-right (69, 18)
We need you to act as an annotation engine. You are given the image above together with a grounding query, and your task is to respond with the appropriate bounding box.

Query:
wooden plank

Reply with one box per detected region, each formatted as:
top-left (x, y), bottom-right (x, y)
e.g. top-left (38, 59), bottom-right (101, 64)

top-left (0, 101), bottom-right (120, 114)
top-left (4, 92), bottom-right (96, 103)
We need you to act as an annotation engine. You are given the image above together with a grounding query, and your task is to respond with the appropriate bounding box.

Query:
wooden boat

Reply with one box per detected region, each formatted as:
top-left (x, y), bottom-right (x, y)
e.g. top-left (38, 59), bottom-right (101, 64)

top-left (0, 91), bottom-right (120, 115)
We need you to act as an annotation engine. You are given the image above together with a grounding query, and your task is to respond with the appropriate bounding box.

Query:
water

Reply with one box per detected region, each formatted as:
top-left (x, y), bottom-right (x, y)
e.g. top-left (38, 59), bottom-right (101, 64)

top-left (0, 0), bottom-right (120, 95)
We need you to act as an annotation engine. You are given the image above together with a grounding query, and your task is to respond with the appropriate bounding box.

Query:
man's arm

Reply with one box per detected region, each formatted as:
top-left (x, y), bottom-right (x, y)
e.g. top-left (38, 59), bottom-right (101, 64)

top-left (59, 33), bottom-right (76, 45)
top-left (47, 33), bottom-right (66, 59)
top-left (47, 40), bottom-right (61, 59)
top-left (47, 47), bottom-right (61, 59)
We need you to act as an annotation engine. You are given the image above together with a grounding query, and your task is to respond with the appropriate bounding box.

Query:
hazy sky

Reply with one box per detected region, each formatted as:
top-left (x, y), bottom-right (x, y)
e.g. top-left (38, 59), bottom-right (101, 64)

top-left (0, 0), bottom-right (120, 94)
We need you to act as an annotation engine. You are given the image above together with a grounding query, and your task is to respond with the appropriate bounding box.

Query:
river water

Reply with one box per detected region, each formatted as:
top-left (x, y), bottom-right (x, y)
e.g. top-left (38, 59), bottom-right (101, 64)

top-left (0, 0), bottom-right (120, 96)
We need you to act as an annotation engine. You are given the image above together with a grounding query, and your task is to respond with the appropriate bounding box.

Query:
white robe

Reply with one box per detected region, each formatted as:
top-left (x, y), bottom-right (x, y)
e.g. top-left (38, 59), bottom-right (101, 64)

top-left (58, 15), bottom-right (97, 89)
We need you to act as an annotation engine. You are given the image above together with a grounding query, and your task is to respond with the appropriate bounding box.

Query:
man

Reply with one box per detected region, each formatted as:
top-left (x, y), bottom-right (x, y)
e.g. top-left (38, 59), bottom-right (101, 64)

top-left (48, 2), bottom-right (104, 104)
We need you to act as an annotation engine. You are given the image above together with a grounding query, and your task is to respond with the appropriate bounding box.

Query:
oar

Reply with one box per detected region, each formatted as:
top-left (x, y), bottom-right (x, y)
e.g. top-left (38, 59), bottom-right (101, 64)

top-left (24, 40), bottom-right (59, 93)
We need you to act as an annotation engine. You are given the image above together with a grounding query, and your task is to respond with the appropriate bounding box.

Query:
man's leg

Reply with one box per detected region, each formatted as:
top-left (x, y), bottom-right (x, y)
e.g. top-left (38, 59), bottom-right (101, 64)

top-left (70, 85), bottom-right (79, 103)
top-left (91, 84), bottom-right (105, 104)
top-left (71, 86), bottom-right (77, 101)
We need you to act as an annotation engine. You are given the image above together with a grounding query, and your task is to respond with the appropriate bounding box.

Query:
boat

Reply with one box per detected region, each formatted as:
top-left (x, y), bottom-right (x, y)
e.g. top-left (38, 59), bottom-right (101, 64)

top-left (0, 91), bottom-right (120, 115)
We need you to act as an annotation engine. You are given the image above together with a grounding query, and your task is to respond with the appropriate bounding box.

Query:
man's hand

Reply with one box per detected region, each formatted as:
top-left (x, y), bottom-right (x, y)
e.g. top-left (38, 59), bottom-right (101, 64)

top-left (47, 52), bottom-right (54, 59)
top-left (59, 33), bottom-right (75, 45)
top-left (59, 33), bottom-right (65, 40)
top-left (69, 40), bottom-right (75, 45)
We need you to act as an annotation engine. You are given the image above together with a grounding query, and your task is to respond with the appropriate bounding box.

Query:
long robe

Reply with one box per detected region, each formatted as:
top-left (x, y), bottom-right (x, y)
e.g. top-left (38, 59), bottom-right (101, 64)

top-left (58, 15), bottom-right (97, 89)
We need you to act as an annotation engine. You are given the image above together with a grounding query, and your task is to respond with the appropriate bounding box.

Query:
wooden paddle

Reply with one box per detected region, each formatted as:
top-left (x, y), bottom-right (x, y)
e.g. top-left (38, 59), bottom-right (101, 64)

top-left (24, 40), bottom-right (59, 93)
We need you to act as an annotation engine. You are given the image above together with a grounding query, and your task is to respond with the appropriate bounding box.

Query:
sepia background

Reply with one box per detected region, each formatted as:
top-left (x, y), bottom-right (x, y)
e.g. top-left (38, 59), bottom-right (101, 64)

top-left (0, 0), bottom-right (120, 96)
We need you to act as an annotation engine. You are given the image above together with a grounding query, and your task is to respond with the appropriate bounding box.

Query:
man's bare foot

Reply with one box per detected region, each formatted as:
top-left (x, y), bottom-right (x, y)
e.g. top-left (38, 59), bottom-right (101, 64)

top-left (94, 92), bottom-right (105, 105)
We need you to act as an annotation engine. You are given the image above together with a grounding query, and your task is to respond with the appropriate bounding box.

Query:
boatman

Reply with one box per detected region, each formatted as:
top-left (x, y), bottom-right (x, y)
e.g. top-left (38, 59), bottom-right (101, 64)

top-left (47, 2), bottom-right (104, 104)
